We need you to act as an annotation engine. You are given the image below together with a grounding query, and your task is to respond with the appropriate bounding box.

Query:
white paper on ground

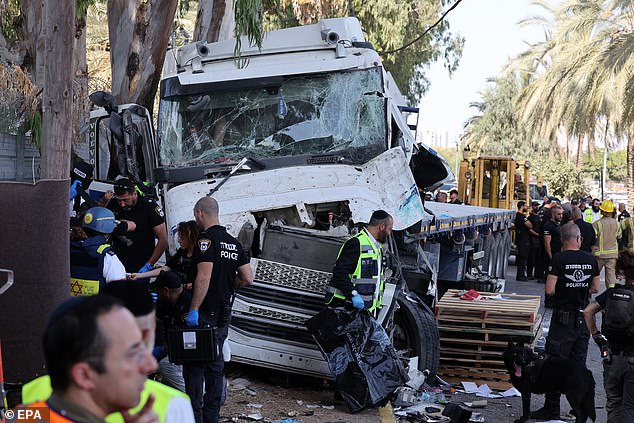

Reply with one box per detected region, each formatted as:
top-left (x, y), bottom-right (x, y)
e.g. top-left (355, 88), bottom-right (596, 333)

top-left (501, 387), bottom-right (522, 397)
top-left (475, 384), bottom-right (502, 398)
top-left (461, 382), bottom-right (479, 393)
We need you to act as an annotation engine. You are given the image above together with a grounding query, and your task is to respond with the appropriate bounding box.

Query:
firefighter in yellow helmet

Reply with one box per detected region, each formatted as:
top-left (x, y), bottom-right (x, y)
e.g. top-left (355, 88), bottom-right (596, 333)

top-left (592, 200), bottom-right (622, 288)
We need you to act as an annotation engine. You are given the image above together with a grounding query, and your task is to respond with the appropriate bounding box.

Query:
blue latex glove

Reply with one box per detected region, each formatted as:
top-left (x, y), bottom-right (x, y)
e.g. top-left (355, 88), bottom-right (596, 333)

top-left (351, 293), bottom-right (365, 310)
top-left (150, 292), bottom-right (158, 303)
top-left (186, 309), bottom-right (199, 327)
top-left (70, 180), bottom-right (82, 199)
top-left (138, 262), bottom-right (153, 273)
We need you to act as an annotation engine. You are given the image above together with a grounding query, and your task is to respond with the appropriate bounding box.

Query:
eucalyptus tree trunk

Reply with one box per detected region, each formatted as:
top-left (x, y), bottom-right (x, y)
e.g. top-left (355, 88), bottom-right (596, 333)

top-left (40, 0), bottom-right (74, 179)
top-left (16, 0), bottom-right (45, 84)
top-left (73, 12), bottom-right (89, 144)
top-left (107, 0), bottom-right (178, 115)
top-left (627, 129), bottom-right (634, 208)
top-left (193, 0), bottom-right (236, 42)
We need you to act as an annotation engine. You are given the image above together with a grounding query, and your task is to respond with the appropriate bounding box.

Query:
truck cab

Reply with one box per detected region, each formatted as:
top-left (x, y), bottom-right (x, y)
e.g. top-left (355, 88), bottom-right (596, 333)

top-left (88, 17), bottom-right (512, 379)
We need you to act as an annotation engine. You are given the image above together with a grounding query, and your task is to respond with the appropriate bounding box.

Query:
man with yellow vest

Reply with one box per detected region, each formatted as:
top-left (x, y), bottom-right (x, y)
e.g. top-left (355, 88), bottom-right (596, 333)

top-left (584, 198), bottom-right (602, 223)
top-left (325, 210), bottom-right (393, 315)
top-left (21, 283), bottom-right (194, 423)
top-left (593, 200), bottom-right (622, 288)
top-left (11, 295), bottom-right (158, 423)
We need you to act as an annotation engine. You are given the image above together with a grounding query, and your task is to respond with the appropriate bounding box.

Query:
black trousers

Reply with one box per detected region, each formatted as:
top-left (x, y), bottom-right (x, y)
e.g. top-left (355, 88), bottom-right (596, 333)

top-left (527, 237), bottom-right (541, 278)
top-left (183, 310), bottom-right (230, 423)
top-left (543, 309), bottom-right (589, 413)
top-left (516, 238), bottom-right (530, 279)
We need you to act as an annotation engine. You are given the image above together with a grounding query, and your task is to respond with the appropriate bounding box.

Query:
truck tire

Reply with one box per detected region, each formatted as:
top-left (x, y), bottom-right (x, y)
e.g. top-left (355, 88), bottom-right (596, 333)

top-left (391, 292), bottom-right (440, 379)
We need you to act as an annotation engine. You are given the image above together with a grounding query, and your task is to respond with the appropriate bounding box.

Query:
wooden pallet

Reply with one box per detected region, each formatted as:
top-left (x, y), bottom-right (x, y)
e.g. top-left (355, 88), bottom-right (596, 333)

top-left (435, 290), bottom-right (541, 328)
top-left (436, 289), bottom-right (542, 390)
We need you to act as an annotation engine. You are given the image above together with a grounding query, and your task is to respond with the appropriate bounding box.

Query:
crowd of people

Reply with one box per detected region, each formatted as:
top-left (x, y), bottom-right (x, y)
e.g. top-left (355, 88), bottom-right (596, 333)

top-left (13, 174), bottom-right (255, 423)
top-left (513, 196), bottom-right (633, 289)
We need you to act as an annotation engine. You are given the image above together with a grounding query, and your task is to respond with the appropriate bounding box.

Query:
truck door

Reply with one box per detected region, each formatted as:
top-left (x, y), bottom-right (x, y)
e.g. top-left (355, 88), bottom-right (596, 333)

top-left (87, 104), bottom-right (157, 198)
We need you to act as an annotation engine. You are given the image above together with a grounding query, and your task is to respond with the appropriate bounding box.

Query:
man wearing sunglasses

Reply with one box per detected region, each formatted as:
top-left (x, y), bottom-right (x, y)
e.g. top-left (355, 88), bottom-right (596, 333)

top-left (107, 177), bottom-right (168, 276)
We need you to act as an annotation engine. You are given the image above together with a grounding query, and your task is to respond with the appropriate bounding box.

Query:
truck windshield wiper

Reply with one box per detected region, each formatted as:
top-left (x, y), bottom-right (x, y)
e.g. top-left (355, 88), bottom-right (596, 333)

top-left (208, 157), bottom-right (265, 196)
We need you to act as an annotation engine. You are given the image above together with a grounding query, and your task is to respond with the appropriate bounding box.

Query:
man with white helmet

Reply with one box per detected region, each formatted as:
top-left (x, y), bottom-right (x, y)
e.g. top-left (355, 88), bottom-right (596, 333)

top-left (70, 206), bottom-right (126, 296)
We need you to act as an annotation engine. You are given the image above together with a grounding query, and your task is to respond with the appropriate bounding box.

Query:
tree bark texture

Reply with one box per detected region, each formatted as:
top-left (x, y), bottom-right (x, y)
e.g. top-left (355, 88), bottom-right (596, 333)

top-left (40, 0), bottom-right (74, 179)
top-left (19, 0), bottom-right (45, 85)
top-left (73, 13), bottom-right (89, 145)
top-left (576, 134), bottom-right (584, 169)
top-left (108, 0), bottom-right (178, 115)
top-left (627, 130), bottom-right (634, 207)
top-left (193, 0), bottom-right (235, 43)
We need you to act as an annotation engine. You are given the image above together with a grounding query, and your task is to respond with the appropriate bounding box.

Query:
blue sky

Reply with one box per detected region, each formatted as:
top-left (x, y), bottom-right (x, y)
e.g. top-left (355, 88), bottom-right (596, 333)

top-left (418, 0), bottom-right (555, 142)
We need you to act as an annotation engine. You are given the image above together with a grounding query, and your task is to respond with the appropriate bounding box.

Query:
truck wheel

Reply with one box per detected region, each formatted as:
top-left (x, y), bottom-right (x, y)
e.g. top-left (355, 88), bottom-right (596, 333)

top-left (391, 292), bottom-right (440, 379)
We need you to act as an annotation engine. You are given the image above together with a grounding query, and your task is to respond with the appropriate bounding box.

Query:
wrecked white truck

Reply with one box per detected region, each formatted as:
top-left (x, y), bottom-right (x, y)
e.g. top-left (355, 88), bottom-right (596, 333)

top-left (87, 17), bottom-right (513, 380)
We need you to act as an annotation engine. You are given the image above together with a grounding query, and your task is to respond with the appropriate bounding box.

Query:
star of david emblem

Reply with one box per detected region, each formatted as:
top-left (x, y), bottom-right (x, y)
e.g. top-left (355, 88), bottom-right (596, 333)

top-left (70, 280), bottom-right (83, 296)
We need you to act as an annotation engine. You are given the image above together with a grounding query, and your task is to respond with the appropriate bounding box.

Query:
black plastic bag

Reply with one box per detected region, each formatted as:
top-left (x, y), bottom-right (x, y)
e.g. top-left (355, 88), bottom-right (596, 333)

top-left (306, 307), bottom-right (408, 413)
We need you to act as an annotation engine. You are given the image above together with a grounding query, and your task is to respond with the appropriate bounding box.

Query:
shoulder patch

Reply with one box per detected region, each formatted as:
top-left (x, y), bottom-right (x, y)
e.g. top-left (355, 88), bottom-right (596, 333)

top-left (198, 238), bottom-right (212, 252)
top-left (155, 205), bottom-right (164, 218)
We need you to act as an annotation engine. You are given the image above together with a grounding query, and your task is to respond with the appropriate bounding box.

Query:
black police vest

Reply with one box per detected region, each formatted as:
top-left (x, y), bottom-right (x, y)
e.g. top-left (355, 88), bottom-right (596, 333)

top-left (70, 235), bottom-right (109, 296)
top-left (603, 286), bottom-right (634, 335)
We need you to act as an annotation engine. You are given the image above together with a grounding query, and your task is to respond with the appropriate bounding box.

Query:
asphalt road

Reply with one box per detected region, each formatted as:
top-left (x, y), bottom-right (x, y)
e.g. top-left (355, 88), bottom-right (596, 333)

top-left (220, 260), bottom-right (609, 423)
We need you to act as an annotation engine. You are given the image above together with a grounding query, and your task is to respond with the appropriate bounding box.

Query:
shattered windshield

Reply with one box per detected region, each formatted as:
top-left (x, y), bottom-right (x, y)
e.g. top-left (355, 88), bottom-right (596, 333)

top-left (157, 68), bottom-right (386, 167)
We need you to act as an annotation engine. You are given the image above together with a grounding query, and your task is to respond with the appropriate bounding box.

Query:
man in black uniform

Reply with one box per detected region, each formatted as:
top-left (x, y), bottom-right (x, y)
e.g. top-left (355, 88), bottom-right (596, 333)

top-left (584, 251), bottom-right (634, 422)
top-left (531, 223), bottom-right (600, 420)
top-left (107, 177), bottom-right (168, 275)
top-left (571, 207), bottom-right (596, 253)
top-left (543, 205), bottom-right (563, 271)
top-left (185, 196), bottom-right (254, 423)
top-left (528, 201), bottom-right (542, 280)
top-left (515, 201), bottom-right (539, 281)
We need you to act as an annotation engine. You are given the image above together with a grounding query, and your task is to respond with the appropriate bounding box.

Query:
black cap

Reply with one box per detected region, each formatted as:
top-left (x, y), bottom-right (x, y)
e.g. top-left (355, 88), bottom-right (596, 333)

top-left (371, 209), bottom-right (390, 220)
top-left (154, 271), bottom-right (183, 289)
top-left (531, 201), bottom-right (540, 207)
top-left (101, 281), bottom-right (154, 317)
top-left (113, 177), bottom-right (136, 193)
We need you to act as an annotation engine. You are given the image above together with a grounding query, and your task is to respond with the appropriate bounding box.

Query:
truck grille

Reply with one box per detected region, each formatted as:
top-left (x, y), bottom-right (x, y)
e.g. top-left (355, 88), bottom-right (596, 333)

top-left (252, 259), bottom-right (331, 293)
top-left (231, 259), bottom-right (331, 345)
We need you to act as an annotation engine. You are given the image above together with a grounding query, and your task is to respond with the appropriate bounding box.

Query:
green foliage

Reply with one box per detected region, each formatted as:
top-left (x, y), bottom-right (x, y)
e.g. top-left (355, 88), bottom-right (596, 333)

top-left (1, 0), bottom-right (20, 43)
top-left (234, 0), bottom-right (269, 68)
top-left (583, 150), bottom-right (627, 183)
top-left (461, 74), bottom-right (539, 159)
top-left (532, 156), bottom-right (588, 199)
top-left (29, 110), bottom-right (42, 151)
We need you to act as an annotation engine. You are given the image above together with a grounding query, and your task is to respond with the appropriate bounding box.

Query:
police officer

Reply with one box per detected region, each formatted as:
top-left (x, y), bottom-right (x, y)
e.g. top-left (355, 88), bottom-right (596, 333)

top-left (543, 205), bottom-right (563, 278)
top-left (515, 201), bottom-right (538, 281)
top-left (593, 200), bottom-right (622, 288)
top-left (528, 201), bottom-right (542, 280)
top-left (70, 207), bottom-right (126, 296)
top-left (325, 210), bottom-right (393, 315)
top-left (571, 207), bottom-right (596, 253)
top-left (107, 177), bottom-right (168, 275)
top-left (184, 196), bottom-right (254, 423)
top-left (584, 251), bottom-right (634, 422)
top-left (530, 223), bottom-right (600, 420)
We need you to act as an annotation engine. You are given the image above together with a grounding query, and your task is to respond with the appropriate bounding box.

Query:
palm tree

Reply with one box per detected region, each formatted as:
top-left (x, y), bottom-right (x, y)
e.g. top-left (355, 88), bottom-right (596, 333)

top-left (513, 0), bottom-right (634, 203)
